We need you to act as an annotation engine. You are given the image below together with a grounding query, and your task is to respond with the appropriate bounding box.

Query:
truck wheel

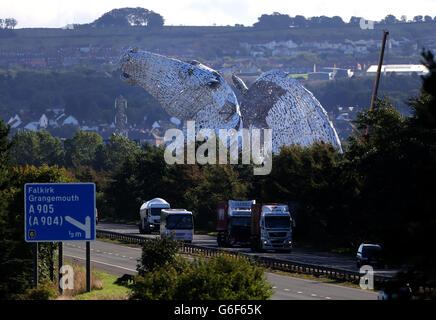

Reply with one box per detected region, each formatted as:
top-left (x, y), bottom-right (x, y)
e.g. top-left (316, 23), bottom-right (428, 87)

top-left (250, 241), bottom-right (257, 252)
top-left (144, 225), bottom-right (150, 234)
top-left (138, 222), bottom-right (145, 234)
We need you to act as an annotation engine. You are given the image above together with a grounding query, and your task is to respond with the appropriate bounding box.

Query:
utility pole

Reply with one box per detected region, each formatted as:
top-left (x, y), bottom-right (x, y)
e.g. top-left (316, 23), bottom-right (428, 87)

top-left (366, 30), bottom-right (389, 135)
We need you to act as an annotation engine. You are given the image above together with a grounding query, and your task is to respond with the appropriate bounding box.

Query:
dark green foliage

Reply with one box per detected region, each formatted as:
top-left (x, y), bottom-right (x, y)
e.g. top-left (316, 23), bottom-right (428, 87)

top-left (0, 165), bottom-right (72, 299)
top-left (92, 7), bottom-right (164, 29)
top-left (410, 50), bottom-right (436, 129)
top-left (0, 68), bottom-right (166, 125)
top-left (0, 120), bottom-right (13, 170)
top-left (306, 73), bottom-right (422, 116)
top-left (253, 13), bottom-right (293, 29)
top-left (19, 280), bottom-right (57, 300)
top-left (64, 130), bottom-right (103, 168)
top-left (136, 238), bottom-right (181, 276)
top-left (93, 134), bottom-right (140, 172)
top-left (11, 130), bottom-right (65, 167)
top-left (185, 164), bottom-right (249, 230)
top-left (131, 254), bottom-right (273, 300)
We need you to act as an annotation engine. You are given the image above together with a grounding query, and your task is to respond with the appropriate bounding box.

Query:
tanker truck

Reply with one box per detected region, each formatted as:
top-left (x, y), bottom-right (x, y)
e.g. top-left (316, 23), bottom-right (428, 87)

top-left (250, 203), bottom-right (292, 252)
top-left (139, 198), bottom-right (170, 234)
top-left (216, 200), bottom-right (255, 247)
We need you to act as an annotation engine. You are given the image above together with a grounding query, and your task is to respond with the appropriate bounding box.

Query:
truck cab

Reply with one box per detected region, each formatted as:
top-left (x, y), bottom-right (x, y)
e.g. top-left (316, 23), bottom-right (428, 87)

top-left (139, 198), bottom-right (170, 234)
top-left (217, 200), bottom-right (255, 247)
top-left (251, 203), bottom-right (292, 253)
top-left (160, 209), bottom-right (194, 243)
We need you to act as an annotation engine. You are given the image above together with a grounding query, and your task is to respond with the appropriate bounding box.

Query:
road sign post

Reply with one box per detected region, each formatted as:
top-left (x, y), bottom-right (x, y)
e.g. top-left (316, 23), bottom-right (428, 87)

top-left (25, 183), bottom-right (96, 293)
top-left (58, 242), bottom-right (63, 295)
top-left (33, 243), bottom-right (38, 288)
top-left (86, 241), bottom-right (91, 292)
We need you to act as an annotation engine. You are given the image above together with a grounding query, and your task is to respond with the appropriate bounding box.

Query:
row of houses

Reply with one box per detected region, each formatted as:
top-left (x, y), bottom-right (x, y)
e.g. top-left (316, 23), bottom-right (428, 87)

top-left (5, 112), bottom-right (184, 146)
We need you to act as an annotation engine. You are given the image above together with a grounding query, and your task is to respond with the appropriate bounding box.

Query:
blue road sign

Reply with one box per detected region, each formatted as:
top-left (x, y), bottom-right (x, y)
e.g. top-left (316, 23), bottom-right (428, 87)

top-left (25, 183), bottom-right (96, 242)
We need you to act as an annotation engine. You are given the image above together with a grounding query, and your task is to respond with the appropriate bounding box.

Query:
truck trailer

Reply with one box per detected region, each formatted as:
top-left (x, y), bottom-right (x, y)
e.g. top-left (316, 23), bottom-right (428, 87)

top-left (250, 203), bottom-right (292, 252)
top-left (139, 198), bottom-right (170, 234)
top-left (216, 200), bottom-right (255, 247)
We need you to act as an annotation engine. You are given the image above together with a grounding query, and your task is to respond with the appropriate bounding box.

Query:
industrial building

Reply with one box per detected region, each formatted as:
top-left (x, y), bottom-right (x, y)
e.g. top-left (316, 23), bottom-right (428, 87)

top-left (366, 64), bottom-right (429, 76)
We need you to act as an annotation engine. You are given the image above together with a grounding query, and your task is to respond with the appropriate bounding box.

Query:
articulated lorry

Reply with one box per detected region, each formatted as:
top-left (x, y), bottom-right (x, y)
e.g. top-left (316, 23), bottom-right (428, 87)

top-left (160, 209), bottom-right (194, 243)
top-left (250, 203), bottom-right (292, 252)
top-left (139, 198), bottom-right (170, 234)
top-left (216, 200), bottom-right (255, 247)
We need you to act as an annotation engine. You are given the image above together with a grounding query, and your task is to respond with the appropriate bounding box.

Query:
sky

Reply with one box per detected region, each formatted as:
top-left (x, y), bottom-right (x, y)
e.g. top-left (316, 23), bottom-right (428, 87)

top-left (1, 0), bottom-right (436, 28)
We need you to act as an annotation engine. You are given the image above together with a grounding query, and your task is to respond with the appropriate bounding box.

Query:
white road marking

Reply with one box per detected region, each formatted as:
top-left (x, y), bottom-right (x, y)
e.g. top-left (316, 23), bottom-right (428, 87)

top-left (284, 289), bottom-right (290, 291)
top-left (297, 291), bottom-right (303, 294)
top-left (63, 254), bottom-right (137, 273)
top-left (325, 297), bottom-right (331, 300)
top-left (311, 294), bottom-right (317, 297)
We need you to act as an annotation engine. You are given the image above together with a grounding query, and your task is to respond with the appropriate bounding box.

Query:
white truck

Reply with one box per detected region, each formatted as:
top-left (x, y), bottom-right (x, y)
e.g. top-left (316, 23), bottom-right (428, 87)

top-left (160, 209), bottom-right (194, 243)
top-left (139, 198), bottom-right (170, 234)
top-left (250, 203), bottom-right (293, 252)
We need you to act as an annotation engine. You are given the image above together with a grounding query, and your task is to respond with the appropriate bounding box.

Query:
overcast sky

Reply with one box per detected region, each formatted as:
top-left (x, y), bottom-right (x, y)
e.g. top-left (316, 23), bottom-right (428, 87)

top-left (2, 0), bottom-right (436, 28)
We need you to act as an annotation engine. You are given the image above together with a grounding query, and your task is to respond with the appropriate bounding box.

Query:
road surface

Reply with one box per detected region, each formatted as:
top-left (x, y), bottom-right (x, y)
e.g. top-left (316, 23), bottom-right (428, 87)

top-left (97, 222), bottom-right (397, 278)
top-left (63, 239), bottom-right (379, 300)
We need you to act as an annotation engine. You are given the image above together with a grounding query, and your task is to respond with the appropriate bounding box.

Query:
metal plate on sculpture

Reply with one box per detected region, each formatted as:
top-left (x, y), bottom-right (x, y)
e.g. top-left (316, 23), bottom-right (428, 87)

top-left (24, 183), bottom-right (96, 242)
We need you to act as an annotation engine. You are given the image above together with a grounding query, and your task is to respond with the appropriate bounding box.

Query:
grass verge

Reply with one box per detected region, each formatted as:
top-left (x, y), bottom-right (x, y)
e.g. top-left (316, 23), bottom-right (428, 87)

top-left (58, 263), bottom-right (131, 300)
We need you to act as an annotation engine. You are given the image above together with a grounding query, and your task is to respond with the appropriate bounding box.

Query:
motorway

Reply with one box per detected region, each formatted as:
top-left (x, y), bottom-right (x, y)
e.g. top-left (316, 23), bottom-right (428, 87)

top-left (63, 240), bottom-right (378, 300)
top-left (96, 222), bottom-right (397, 277)
top-left (62, 222), bottom-right (380, 300)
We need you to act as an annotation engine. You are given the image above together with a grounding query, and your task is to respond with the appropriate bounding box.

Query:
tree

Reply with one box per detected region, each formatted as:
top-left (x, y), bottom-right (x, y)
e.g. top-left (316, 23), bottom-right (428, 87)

top-left (92, 7), bottom-right (164, 29)
top-left (413, 15), bottom-right (423, 23)
top-left (185, 164), bottom-right (249, 230)
top-left (253, 12), bottom-right (292, 29)
top-left (424, 15), bottom-right (433, 23)
top-left (0, 120), bottom-right (13, 171)
top-left (11, 130), bottom-right (65, 167)
top-left (349, 16), bottom-right (362, 25)
top-left (64, 130), bottom-right (103, 168)
top-left (136, 238), bottom-right (182, 276)
top-left (331, 16), bottom-right (344, 26)
top-left (410, 51), bottom-right (436, 129)
top-left (382, 14), bottom-right (398, 24)
top-left (0, 165), bottom-right (72, 299)
top-left (147, 12), bottom-right (164, 29)
top-left (93, 133), bottom-right (140, 171)
top-left (103, 146), bottom-right (170, 219)
top-left (4, 18), bottom-right (17, 29)
top-left (292, 15), bottom-right (307, 28)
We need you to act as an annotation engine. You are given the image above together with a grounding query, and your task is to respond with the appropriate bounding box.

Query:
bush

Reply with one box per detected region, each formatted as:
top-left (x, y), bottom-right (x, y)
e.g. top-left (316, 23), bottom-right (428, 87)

top-left (20, 280), bottom-right (57, 300)
top-left (136, 238), bottom-right (182, 275)
top-left (131, 254), bottom-right (273, 300)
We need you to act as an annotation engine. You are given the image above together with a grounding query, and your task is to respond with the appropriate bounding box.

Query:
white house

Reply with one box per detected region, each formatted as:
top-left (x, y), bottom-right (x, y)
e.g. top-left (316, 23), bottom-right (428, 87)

top-left (7, 114), bottom-right (22, 128)
top-left (62, 115), bottom-right (79, 126)
top-left (24, 122), bottom-right (39, 131)
top-left (152, 121), bottom-right (161, 129)
top-left (39, 114), bottom-right (48, 129)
